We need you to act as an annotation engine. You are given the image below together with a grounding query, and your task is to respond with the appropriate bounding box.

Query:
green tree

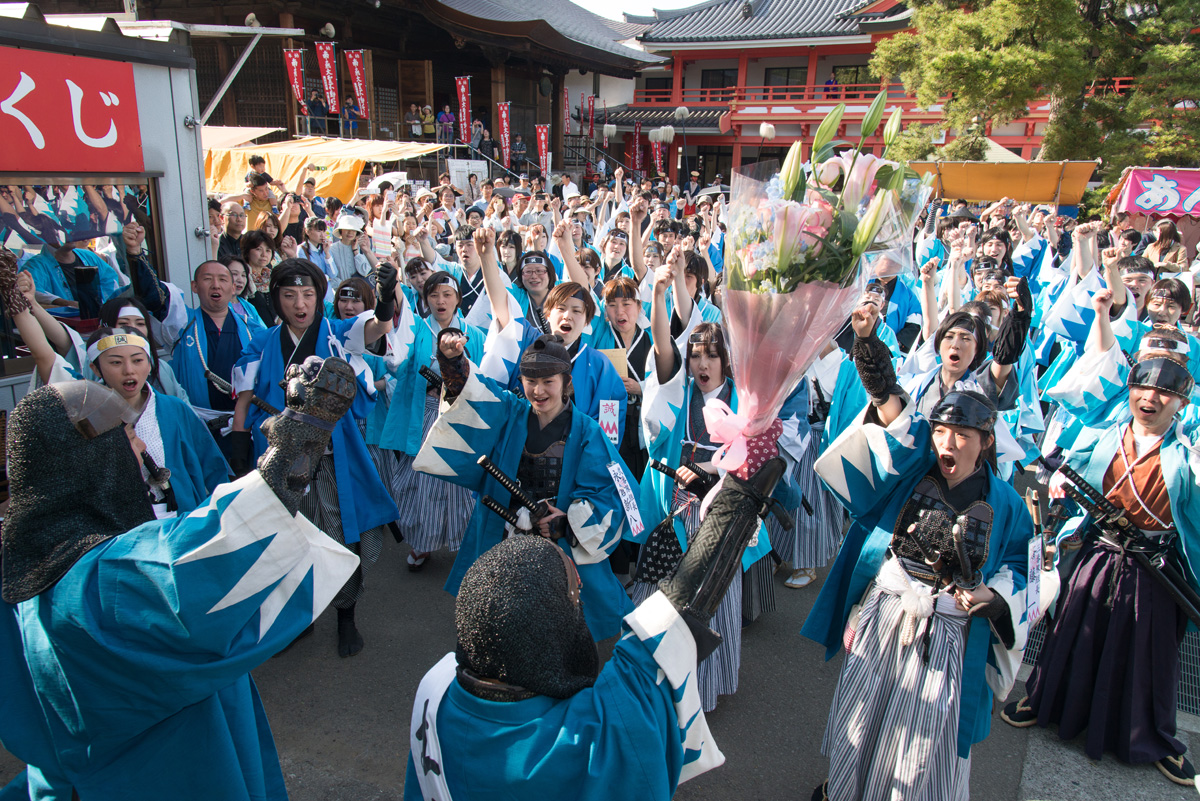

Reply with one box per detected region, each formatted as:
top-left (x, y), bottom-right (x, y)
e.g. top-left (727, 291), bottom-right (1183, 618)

top-left (872, 0), bottom-right (1200, 183)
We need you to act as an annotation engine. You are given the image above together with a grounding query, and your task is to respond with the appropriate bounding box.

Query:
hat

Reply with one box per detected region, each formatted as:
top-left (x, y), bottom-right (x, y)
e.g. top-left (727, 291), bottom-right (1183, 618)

top-left (946, 207), bottom-right (979, 223)
top-left (519, 334), bottom-right (573, 378)
top-left (564, 189), bottom-right (581, 202)
top-left (1129, 356), bottom-right (1194, 400)
top-left (303, 177), bottom-right (316, 186)
top-left (929, 390), bottom-right (997, 434)
top-left (415, 188), bottom-right (435, 202)
top-left (333, 214), bottom-right (363, 233)
top-left (519, 173), bottom-right (529, 180)
top-left (690, 170), bottom-right (700, 177)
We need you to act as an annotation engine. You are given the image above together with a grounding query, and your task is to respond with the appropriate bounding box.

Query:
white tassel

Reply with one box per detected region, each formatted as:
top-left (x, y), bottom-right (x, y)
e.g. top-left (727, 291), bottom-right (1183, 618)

top-left (898, 587), bottom-right (934, 647)
top-left (759, 122), bottom-right (776, 140)
top-left (515, 506), bottom-right (533, 532)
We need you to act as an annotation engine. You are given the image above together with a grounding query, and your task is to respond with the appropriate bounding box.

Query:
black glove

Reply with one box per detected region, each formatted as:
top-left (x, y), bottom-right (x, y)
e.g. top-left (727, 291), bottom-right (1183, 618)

top-left (850, 332), bottom-right (902, 406)
top-left (681, 467), bottom-right (718, 499)
top-left (374, 262), bottom-right (398, 321)
top-left (436, 328), bottom-right (469, 401)
top-left (660, 458), bottom-right (785, 660)
top-left (257, 356), bottom-right (357, 515)
top-left (966, 589), bottom-right (1014, 648)
top-left (992, 281), bottom-right (1032, 366)
top-left (808, 381), bottom-right (831, 426)
top-left (226, 430), bottom-right (254, 477)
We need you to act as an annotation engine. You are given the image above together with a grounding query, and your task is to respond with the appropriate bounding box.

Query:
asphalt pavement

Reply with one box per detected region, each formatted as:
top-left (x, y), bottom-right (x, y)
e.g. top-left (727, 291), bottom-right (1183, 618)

top-left (3, 537), bottom-right (1197, 799)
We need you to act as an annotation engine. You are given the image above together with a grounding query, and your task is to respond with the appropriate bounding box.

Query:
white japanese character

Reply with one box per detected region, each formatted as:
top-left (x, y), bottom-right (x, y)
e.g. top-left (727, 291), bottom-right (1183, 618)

top-left (1, 72), bottom-right (45, 149)
top-left (66, 80), bottom-right (118, 149)
top-left (1135, 174), bottom-right (1181, 212)
top-left (1183, 186), bottom-right (1200, 214)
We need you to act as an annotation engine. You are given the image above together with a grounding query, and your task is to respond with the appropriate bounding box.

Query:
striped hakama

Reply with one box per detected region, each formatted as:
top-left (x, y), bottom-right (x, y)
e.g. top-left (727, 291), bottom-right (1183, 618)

top-left (298, 453), bottom-right (385, 610)
top-left (789, 421), bottom-right (844, 570)
top-left (823, 557), bottom-right (971, 801)
top-left (742, 550), bottom-right (777, 623)
top-left (630, 488), bottom-right (742, 712)
top-left (357, 418), bottom-right (404, 505)
top-left (393, 394), bottom-right (473, 555)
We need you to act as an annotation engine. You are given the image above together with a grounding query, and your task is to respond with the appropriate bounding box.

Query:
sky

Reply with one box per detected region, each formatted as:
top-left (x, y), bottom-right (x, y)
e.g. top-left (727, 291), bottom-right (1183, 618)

top-left (570, 0), bottom-right (700, 21)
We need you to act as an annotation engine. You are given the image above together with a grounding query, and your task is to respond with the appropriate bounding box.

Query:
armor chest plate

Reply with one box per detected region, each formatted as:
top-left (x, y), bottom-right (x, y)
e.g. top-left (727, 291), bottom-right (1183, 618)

top-left (516, 439), bottom-right (567, 506)
top-left (893, 477), bottom-right (994, 588)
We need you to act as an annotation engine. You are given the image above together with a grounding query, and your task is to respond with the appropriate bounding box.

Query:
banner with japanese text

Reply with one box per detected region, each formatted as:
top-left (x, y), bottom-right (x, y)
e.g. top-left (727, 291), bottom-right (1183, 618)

top-left (0, 45), bottom-right (144, 173)
top-left (1116, 168), bottom-right (1200, 217)
top-left (563, 85), bottom-right (570, 141)
top-left (314, 42), bottom-right (338, 109)
top-left (536, 124), bottom-right (550, 174)
top-left (588, 96), bottom-right (595, 140)
top-left (651, 140), bottom-right (663, 175)
top-left (283, 50), bottom-right (308, 115)
top-left (455, 76), bottom-right (471, 144)
top-left (633, 121), bottom-right (642, 179)
top-left (344, 50), bottom-right (369, 119)
top-left (580, 93), bottom-right (585, 135)
top-left (497, 101), bottom-right (511, 169)
top-left (603, 99), bottom-right (608, 148)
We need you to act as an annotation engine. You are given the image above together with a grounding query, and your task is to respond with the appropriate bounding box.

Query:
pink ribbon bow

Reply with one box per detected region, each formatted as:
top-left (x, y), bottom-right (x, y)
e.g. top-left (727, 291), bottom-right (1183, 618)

top-left (702, 400), bottom-right (783, 480)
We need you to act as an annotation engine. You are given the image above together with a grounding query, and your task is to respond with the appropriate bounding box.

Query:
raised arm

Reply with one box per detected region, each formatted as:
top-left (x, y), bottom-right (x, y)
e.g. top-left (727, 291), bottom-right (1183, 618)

top-left (553, 221), bottom-right (589, 289)
top-left (2, 261), bottom-right (59, 385)
top-left (474, 226), bottom-right (511, 330)
top-left (671, 240), bottom-right (694, 326)
top-left (918, 258), bottom-right (940, 341)
top-left (650, 254), bottom-right (679, 385)
top-left (17, 272), bottom-right (73, 355)
top-left (1086, 287), bottom-right (1117, 354)
top-left (628, 196), bottom-right (649, 283)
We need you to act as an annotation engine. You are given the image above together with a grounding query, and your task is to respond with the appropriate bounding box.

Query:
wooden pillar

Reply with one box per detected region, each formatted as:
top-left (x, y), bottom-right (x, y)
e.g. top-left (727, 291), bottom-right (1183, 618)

top-left (215, 40), bottom-right (238, 126)
top-left (671, 56), bottom-right (683, 104)
top-left (733, 143), bottom-right (742, 171)
top-left (736, 51), bottom-right (748, 93)
top-left (362, 50), bottom-right (376, 139)
top-left (490, 62), bottom-right (506, 141)
top-left (806, 48), bottom-right (819, 99)
top-left (551, 72), bottom-right (564, 175)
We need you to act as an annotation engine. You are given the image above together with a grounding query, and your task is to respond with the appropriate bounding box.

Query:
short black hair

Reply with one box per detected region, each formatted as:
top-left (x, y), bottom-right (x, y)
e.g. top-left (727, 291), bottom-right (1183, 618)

top-left (248, 173), bottom-right (270, 189)
top-left (249, 155), bottom-right (266, 167)
top-left (208, 198), bottom-right (222, 213)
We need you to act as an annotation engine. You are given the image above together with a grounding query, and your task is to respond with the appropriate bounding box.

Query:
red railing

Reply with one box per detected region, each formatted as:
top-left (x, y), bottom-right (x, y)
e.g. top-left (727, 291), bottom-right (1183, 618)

top-left (631, 78), bottom-right (1139, 120)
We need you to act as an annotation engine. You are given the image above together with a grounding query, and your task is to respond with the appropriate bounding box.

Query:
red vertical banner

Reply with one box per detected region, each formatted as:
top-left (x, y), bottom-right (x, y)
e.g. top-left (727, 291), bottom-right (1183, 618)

top-left (344, 50), bottom-right (369, 119)
top-left (535, 124), bottom-right (550, 173)
top-left (283, 50), bottom-right (308, 115)
top-left (562, 85), bottom-right (570, 141)
top-left (314, 42), bottom-right (338, 109)
top-left (603, 99), bottom-right (608, 148)
top-left (633, 121), bottom-right (642, 178)
top-left (579, 92), bottom-right (586, 135)
top-left (497, 101), bottom-right (511, 169)
top-left (455, 76), bottom-right (471, 144)
top-left (588, 96), bottom-right (595, 140)
top-left (652, 140), bottom-right (664, 175)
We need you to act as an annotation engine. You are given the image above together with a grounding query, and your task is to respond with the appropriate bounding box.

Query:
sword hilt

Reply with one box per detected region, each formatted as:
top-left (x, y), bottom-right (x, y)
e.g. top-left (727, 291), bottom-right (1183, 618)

top-left (481, 495), bottom-right (522, 528)
top-left (477, 454), bottom-right (546, 518)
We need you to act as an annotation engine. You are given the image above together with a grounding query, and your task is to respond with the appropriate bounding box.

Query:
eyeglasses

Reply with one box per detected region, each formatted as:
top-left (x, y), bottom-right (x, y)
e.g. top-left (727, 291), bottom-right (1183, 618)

top-left (522, 267), bottom-right (548, 276)
top-left (225, 211), bottom-right (246, 219)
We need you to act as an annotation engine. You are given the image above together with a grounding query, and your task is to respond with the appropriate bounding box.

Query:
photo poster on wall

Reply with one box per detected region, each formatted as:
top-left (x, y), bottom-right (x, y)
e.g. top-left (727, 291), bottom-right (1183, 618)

top-left (1, 184), bottom-right (147, 253)
top-left (446, 159), bottom-right (492, 194)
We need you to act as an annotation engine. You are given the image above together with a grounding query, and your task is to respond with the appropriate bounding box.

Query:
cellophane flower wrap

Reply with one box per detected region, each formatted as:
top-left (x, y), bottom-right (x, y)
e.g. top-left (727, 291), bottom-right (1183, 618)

top-left (720, 92), bottom-right (933, 440)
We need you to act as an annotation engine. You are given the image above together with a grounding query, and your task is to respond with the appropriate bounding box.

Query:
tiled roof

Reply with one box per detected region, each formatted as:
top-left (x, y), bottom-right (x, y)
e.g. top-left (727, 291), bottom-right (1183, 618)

top-left (433, 0), bottom-right (663, 63)
top-left (638, 0), bottom-right (866, 43)
top-left (600, 104), bottom-right (725, 129)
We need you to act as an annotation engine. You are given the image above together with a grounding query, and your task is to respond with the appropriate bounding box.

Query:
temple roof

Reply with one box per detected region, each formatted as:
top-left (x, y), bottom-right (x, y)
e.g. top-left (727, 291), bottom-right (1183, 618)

top-left (632, 0), bottom-right (870, 44)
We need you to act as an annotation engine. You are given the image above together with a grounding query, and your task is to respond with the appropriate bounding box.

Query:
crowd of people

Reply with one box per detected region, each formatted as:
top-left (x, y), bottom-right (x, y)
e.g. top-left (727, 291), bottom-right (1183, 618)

top-left (3, 152), bottom-right (1200, 801)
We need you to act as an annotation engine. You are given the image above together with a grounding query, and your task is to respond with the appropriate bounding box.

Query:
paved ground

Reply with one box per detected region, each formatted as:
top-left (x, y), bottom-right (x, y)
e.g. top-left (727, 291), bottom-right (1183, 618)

top-left (3, 537), bottom-right (1197, 799)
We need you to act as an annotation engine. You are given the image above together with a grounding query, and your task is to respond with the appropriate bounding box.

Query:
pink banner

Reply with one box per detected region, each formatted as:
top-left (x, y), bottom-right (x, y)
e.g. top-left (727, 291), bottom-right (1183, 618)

top-left (497, 101), bottom-right (511, 169)
top-left (588, 96), bottom-right (595, 140)
top-left (314, 42), bottom-right (338, 109)
top-left (634, 121), bottom-right (642, 179)
top-left (1119, 168), bottom-right (1200, 216)
top-left (283, 49), bottom-right (308, 115)
top-left (603, 98), bottom-right (608, 148)
top-left (536, 124), bottom-right (550, 173)
top-left (344, 50), bottom-right (369, 119)
top-left (455, 76), bottom-right (471, 144)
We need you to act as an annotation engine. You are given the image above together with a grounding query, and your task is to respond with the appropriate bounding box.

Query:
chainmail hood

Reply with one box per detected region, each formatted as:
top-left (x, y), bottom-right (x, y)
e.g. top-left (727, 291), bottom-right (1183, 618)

top-left (2, 382), bottom-right (154, 603)
top-left (455, 536), bottom-right (599, 700)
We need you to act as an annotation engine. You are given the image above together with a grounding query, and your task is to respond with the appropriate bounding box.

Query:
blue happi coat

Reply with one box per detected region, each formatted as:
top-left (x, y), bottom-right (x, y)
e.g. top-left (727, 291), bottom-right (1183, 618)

top-left (169, 306), bottom-right (262, 412)
top-left (232, 314), bottom-right (399, 543)
top-left (479, 316), bottom-right (629, 445)
top-left (403, 592), bottom-right (723, 801)
top-left (801, 401), bottom-right (1033, 757)
top-left (412, 368), bottom-right (636, 640)
top-left (0, 472), bottom-right (359, 800)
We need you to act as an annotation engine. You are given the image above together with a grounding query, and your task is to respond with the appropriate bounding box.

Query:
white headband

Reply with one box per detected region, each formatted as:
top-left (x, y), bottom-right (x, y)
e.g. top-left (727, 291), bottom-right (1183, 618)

top-left (117, 305), bottom-right (145, 321)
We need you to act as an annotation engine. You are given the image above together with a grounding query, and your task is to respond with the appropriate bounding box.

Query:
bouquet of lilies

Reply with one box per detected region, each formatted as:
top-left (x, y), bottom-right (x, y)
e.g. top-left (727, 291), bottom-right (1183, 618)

top-left (714, 91), bottom-right (932, 452)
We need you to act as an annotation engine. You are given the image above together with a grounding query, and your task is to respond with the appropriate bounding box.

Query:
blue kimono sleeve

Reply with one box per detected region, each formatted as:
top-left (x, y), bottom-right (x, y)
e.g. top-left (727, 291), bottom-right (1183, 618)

top-left (814, 400), bottom-right (934, 526)
top-left (1044, 344), bottom-right (1130, 429)
top-left (20, 473), bottom-right (358, 749)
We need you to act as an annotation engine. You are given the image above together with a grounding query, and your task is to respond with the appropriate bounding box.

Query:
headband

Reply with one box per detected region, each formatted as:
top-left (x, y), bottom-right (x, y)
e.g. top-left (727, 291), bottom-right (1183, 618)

top-left (930, 391), bottom-right (997, 434)
top-left (521, 254), bottom-right (548, 268)
top-left (570, 287), bottom-right (590, 304)
top-left (1121, 263), bottom-right (1155, 276)
top-left (86, 332), bottom-right (152, 365)
top-left (283, 273), bottom-right (317, 288)
top-left (609, 230), bottom-right (628, 242)
top-left (1142, 333), bottom-right (1186, 353)
top-left (338, 286), bottom-right (363, 301)
top-left (1150, 287), bottom-right (1178, 301)
top-left (422, 271), bottom-right (459, 300)
top-left (1129, 356), bottom-right (1195, 399)
top-left (604, 280), bottom-right (639, 301)
top-left (116, 305), bottom-right (145, 321)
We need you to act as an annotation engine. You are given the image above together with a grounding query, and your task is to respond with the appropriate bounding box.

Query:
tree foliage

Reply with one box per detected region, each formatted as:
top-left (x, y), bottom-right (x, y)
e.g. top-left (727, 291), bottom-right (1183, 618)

top-left (871, 0), bottom-right (1200, 187)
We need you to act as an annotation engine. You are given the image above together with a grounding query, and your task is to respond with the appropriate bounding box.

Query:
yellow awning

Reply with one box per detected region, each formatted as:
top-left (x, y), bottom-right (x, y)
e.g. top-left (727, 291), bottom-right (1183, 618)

top-left (201, 126), bottom-right (283, 152)
top-left (206, 137), bottom-right (448, 203)
top-left (906, 160), bottom-right (1098, 205)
